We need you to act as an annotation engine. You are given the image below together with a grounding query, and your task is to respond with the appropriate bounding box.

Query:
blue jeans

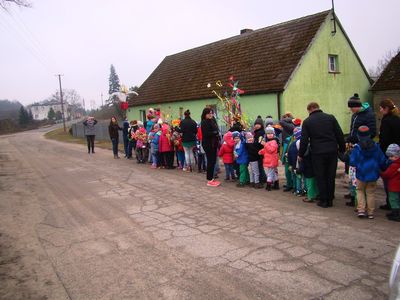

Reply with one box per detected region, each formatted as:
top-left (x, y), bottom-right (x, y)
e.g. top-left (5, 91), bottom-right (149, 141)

top-left (151, 151), bottom-right (159, 166)
top-left (111, 137), bottom-right (119, 156)
top-left (224, 163), bottom-right (235, 179)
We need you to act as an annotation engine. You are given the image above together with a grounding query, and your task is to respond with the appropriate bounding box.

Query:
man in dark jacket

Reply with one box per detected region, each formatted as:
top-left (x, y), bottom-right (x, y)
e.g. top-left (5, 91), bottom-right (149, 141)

top-left (299, 102), bottom-right (345, 208)
top-left (347, 93), bottom-right (376, 144)
top-left (179, 110), bottom-right (198, 171)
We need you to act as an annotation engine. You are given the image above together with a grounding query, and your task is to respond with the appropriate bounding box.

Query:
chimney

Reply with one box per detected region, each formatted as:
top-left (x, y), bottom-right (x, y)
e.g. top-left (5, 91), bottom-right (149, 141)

top-left (240, 28), bottom-right (253, 35)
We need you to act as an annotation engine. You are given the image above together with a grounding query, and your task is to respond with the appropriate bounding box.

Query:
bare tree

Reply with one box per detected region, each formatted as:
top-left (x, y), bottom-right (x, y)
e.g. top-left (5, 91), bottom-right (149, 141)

top-left (369, 47), bottom-right (400, 79)
top-left (0, 0), bottom-right (32, 10)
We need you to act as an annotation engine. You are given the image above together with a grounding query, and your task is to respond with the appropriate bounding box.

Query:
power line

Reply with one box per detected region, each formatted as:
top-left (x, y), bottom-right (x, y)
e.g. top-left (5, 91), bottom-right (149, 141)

top-left (0, 10), bottom-right (56, 74)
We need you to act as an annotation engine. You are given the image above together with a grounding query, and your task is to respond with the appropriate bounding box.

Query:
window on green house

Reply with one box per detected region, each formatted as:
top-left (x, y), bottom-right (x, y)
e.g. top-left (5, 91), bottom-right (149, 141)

top-left (328, 55), bottom-right (339, 73)
top-left (179, 107), bottom-right (183, 118)
top-left (139, 110), bottom-right (146, 122)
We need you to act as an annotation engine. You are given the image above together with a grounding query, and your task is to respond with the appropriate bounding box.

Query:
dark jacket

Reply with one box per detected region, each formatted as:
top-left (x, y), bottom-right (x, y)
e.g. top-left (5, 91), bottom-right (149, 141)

top-left (287, 140), bottom-right (299, 169)
top-left (379, 113), bottom-right (400, 153)
top-left (253, 127), bottom-right (265, 146)
top-left (246, 142), bottom-right (262, 162)
top-left (122, 120), bottom-right (129, 136)
top-left (299, 110), bottom-right (345, 157)
top-left (180, 116), bottom-right (198, 143)
top-left (201, 118), bottom-right (220, 151)
top-left (348, 103), bottom-right (376, 143)
top-left (229, 122), bottom-right (243, 132)
top-left (279, 118), bottom-right (295, 142)
top-left (108, 122), bottom-right (122, 139)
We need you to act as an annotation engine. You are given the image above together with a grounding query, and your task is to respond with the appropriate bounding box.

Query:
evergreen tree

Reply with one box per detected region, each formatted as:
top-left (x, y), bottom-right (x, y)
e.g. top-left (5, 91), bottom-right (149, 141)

top-left (108, 64), bottom-right (120, 95)
top-left (28, 109), bottom-right (33, 122)
top-left (18, 106), bottom-right (29, 126)
top-left (47, 107), bottom-right (55, 120)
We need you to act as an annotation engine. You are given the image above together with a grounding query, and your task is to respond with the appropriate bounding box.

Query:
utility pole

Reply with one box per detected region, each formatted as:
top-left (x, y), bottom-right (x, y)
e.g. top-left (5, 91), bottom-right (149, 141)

top-left (56, 74), bottom-right (66, 132)
top-left (101, 93), bottom-right (104, 107)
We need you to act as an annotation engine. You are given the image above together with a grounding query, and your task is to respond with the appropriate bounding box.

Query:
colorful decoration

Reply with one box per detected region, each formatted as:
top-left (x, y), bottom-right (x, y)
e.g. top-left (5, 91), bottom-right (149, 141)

top-left (171, 119), bottom-right (181, 128)
top-left (208, 75), bottom-right (249, 129)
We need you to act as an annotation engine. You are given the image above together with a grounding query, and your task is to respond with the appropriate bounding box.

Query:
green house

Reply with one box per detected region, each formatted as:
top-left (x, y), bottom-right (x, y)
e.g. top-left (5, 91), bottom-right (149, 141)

top-left (128, 10), bottom-right (371, 133)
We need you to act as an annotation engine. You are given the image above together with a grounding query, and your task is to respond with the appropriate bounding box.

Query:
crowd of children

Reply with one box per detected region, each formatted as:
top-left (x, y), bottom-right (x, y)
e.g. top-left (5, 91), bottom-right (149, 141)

top-left (116, 106), bottom-right (400, 222)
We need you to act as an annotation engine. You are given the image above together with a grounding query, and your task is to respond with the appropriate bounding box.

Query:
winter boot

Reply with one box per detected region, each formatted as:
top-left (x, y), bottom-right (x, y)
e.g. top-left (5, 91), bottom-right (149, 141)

top-left (273, 181), bottom-right (280, 190)
top-left (265, 182), bottom-right (272, 191)
top-left (346, 196), bottom-right (355, 207)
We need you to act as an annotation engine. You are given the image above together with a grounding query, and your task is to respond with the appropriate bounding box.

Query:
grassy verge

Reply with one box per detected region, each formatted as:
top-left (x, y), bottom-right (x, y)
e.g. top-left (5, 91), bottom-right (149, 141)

top-left (44, 127), bottom-right (113, 150)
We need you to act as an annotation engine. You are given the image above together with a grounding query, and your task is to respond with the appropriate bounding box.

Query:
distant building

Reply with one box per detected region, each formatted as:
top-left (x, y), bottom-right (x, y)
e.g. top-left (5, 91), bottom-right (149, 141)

top-left (128, 10), bottom-right (372, 132)
top-left (30, 101), bottom-right (70, 120)
top-left (370, 51), bottom-right (400, 126)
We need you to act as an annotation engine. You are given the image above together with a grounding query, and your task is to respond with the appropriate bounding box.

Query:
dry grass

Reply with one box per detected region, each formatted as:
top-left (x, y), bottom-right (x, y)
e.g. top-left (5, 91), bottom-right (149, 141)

top-left (44, 128), bottom-right (113, 150)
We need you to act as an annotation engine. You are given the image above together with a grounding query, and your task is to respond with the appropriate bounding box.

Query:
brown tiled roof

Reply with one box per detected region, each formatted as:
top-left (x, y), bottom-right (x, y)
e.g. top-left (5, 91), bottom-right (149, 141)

top-left (130, 10), bottom-right (331, 106)
top-left (371, 52), bottom-right (400, 91)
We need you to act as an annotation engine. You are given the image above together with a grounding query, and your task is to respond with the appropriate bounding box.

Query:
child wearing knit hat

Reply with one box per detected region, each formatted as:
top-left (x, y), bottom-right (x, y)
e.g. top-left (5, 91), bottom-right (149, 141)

top-left (259, 126), bottom-right (280, 191)
top-left (381, 144), bottom-right (400, 221)
top-left (234, 132), bottom-right (250, 187)
top-left (245, 132), bottom-right (263, 188)
top-left (350, 126), bottom-right (388, 219)
top-left (287, 127), bottom-right (306, 196)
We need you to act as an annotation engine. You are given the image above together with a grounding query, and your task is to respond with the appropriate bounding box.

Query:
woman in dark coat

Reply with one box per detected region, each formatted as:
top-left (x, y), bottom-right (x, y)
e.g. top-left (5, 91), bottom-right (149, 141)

top-left (379, 99), bottom-right (400, 210)
top-left (108, 116), bottom-right (122, 159)
top-left (201, 107), bottom-right (221, 187)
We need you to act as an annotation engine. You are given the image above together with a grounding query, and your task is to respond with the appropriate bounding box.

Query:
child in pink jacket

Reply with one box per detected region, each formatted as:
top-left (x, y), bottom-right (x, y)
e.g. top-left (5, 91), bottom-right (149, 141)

top-left (218, 131), bottom-right (236, 180)
top-left (258, 126), bottom-right (279, 191)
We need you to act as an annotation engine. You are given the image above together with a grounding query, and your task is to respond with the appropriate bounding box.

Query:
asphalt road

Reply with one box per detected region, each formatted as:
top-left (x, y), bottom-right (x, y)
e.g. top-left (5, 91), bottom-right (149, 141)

top-left (0, 127), bottom-right (399, 299)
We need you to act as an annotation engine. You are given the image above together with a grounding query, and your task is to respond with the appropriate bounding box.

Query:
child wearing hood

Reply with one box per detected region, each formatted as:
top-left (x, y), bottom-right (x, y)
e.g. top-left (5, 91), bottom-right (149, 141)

top-left (246, 132), bottom-right (263, 188)
top-left (218, 131), bottom-right (236, 181)
top-left (259, 126), bottom-right (279, 191)
top-left (287, 127), bottom-right (306, 196)
top-left (350, 126), bottom-right (388, 219)
top-left (380, 144), bottom-right (400, 222)
top-left (233, 131), bottom-right (249, 187)
top-left (159, 123), bottom-right (175, 169)
top-left (148, 123), bottom-right (161, 168)
top-left (133, 122), bottom-right (148, 163)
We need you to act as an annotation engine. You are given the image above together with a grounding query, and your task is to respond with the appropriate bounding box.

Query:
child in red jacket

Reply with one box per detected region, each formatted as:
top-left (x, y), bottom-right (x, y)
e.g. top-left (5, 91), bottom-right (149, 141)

top-left (259, 126), bottom-right (279, 191)
top-left (381, 144), bottom-right (400, 222)
top-left (218, 131), bottom-right (236, 181)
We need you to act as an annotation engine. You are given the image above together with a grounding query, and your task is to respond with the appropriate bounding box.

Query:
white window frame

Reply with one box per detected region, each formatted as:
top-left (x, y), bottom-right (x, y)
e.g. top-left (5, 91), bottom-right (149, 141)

top-left (328, 55), bottom-right (339, 73)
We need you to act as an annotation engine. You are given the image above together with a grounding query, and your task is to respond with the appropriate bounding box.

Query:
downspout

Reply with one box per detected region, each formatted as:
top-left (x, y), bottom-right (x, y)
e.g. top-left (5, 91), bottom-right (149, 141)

top-left (276, 92), bottom-right (281, 120)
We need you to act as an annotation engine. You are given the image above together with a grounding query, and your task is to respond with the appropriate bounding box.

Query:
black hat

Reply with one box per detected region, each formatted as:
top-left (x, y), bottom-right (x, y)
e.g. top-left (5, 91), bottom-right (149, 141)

top-left (348, 93), bottom-right (362, 108)
top-left (254, 115), bottom-right (264, 127)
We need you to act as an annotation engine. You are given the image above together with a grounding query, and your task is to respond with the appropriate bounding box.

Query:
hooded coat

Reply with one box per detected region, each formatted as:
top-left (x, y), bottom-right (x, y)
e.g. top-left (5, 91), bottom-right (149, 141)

top-left (218, 132), bottom-right (235, 164)
top-left (350, 137), bottom-right (387, 182)
top-left (259, 139), bottom-right (279, 168)
top-left (381, 158), bottom-right (400, 192)
top-left (159, 125), bottom-right (174, 153)
top-left (83, 118), bottom-right (97, 136)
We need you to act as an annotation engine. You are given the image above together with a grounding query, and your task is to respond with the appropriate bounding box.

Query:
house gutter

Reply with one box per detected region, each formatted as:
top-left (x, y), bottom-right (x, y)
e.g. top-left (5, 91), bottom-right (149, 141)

top-left (276, 92), bottom-right (282, 119)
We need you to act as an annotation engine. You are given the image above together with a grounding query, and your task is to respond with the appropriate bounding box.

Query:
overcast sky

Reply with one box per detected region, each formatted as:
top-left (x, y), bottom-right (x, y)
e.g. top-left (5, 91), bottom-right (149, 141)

top-left (0, 0), bottom-right (399, 108)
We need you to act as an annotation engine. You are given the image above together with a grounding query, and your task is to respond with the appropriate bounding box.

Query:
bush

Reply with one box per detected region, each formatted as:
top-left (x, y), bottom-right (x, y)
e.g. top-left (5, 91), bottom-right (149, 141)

top-left (68, 127), bottom-right (73, 135)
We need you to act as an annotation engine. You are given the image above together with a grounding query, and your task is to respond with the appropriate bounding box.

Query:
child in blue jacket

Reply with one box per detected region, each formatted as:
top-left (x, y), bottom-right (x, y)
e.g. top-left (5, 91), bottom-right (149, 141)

top-left (350, 126), bottom-right (388, 219)
top-left (233, 131), bottom-right (249, 187)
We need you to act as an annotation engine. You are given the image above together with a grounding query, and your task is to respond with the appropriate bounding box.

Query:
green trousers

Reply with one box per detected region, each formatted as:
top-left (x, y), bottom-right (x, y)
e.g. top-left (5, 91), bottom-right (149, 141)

top-left (284, 163), bottom-right (293, 188)
top-left (239, 164), bottom-right (250, 184)
top-left (389, 192), bottom-right (400, 209)
top-left (305, 177), bottom-right (319, 200)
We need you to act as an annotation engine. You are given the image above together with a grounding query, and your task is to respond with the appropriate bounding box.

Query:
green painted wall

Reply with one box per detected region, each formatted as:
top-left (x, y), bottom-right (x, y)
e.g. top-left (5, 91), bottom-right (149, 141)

top-left (127, 93), bottom-right (278, 126)
top-left (282, 12), bottom-right (371, 133)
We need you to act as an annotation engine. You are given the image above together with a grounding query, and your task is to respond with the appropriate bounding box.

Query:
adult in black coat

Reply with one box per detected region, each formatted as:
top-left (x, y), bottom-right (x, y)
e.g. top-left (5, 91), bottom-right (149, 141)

top-left (179, 110), bottom-right (198, 170)
top-left (299, 102), bottom-right (345, 208)
top-left (108, 116), bottom-right (122, 159)
top-left (379, 99), bottom-right (400, 153)
top-left (201, 108), bottom-right (221, 185)
top-left (378, 99), bottom-right (400, 210)
top-left (347, 93), bottom-right (376, 144)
